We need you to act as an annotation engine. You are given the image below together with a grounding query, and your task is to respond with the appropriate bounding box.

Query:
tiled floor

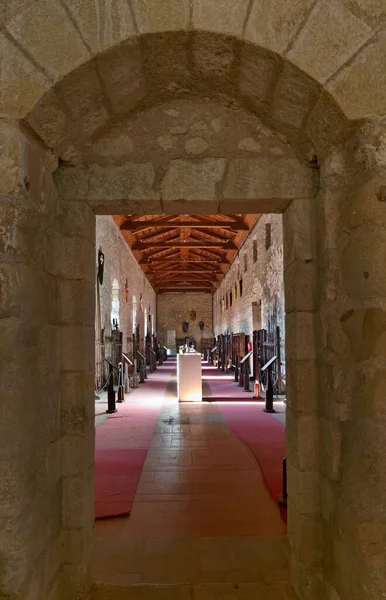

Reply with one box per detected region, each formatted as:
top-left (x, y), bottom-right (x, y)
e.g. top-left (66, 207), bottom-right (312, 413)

top-left (92, 360), bottom-right (292, 599)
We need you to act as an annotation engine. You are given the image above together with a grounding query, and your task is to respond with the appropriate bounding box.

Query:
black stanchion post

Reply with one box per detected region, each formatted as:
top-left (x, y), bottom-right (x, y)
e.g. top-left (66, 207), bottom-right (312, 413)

top-left (244, 364), bottom-right (250, 392)
top-left (264, 364), bottom-right (275, 413)
top-left (238, 361), bottom-right (244, 387)
top-left (117, 362), bottom-right (125, 403)
top-left (279, 458), bottom-right (287, 508)
top-left (234, 360), bottom-right (239, 382)
top-left (139, 358), bottom-right (145, 383)
top-left (106, 363), bottom-right (117, 414)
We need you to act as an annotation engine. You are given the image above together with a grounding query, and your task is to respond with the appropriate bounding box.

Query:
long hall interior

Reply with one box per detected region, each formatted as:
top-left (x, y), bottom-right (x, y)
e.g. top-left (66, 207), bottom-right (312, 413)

top-left (1, 3), bottom-right (385, 600)
top-left (93, 213), bottom-right (289, 596)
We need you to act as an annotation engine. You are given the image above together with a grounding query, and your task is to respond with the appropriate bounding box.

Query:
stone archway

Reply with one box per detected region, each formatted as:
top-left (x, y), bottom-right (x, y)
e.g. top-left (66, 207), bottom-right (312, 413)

top-left (0, 5), bottom-right (385, 600)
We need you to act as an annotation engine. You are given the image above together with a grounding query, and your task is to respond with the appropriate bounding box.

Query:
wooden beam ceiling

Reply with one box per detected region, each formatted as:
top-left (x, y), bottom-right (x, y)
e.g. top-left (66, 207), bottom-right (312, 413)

top-left (113, 214), bottom-right (259, 293)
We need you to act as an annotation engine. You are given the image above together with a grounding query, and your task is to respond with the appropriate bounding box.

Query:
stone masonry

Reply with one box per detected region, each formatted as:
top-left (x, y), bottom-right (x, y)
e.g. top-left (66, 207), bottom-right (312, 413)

top-left (213, 214), bottom-right (285, 356)
top-left (96, 216), bottom-right (156, 355)
top-left (157, 292), bottom-right (213, 352)
top-left (0, 3), bottom-right (385, 600)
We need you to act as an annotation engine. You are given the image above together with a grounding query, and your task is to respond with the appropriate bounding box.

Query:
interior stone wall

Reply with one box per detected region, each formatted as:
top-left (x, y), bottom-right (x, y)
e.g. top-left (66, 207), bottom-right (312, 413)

top-left (0, 122), bottom-right (95, 600)
top-left (213, 214), bottom-right (285, 354)
top-left (0, 3), bottom-right (385, 599)
top-left (95, 216), bottom-right (156, 354)
top-left (315, 120), bottom-right (386, 600)
top-left (157, 292), bottom-right (213, 352)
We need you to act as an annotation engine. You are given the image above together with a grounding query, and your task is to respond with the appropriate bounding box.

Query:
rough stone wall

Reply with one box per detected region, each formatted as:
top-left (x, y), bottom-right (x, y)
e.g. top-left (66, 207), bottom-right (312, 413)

top-left (0, 122), bottom-right (94, 600)
top-left (95, 216), bottom-right (156, 354)
top-left (314, 120), bottom-right (386, 600)
top-left (157, 293), bottom-right (213, 352)
top-left (213, 215), bottom-right (285, 354)
top-left (54, 96), bottom-right (317, 216)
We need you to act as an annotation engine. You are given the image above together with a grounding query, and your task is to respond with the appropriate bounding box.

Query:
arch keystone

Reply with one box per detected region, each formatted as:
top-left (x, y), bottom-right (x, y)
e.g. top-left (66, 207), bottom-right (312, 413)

top-left (192, 0), bottom-right (250, 37)
top-left (131, 0), bottom-right (190, 34)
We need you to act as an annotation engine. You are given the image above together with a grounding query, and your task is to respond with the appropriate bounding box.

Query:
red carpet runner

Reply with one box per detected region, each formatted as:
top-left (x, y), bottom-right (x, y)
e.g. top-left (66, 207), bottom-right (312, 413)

top-left (203, 365), bottom-right (287, 523)
top-left (94, 363), bottom-right (173, 519)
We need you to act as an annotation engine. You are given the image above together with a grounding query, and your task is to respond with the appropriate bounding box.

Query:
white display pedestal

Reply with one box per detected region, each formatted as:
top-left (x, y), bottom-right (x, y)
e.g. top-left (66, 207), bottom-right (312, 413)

top-left (177, 353), bottom-right (202, 402)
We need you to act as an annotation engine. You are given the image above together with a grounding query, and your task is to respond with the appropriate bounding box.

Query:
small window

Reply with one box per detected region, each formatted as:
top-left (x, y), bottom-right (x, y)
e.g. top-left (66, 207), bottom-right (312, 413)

top-left (239, 279), bottom-right (243, 297)
top-left (230, 290), bottom-right (233, 307)
top-left (253, 239), bottom-right (257, 263)
top-left (244, 254), bottom-right (247, 273)
top-left (265, 223), bottom-right (271, 251)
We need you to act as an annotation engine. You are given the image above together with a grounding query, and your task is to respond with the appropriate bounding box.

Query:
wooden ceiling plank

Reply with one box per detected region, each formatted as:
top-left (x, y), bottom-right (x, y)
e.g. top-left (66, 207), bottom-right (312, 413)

top-left (132, 241), bottom-right (236, 249)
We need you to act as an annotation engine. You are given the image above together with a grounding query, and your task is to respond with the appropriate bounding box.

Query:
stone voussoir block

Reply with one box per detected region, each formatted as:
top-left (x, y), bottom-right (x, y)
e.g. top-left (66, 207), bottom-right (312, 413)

top-left (63, 0), bottom-right (135, 54)
top-left (244, 0), bottom-right (316, 54)
top-left (286, 0), bottom-right (373, 85)
top-left (132, 0), bottom-right (190, 33)
top-left (7, 0), bottom-right (90, 81)
top-left (0, 33), bottom-right (50, 119)
top-left (193, 0), bottom-right (250, 37)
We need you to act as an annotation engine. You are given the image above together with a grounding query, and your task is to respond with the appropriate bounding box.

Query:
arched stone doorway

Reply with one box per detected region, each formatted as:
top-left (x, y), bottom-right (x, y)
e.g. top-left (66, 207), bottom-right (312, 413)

top-left (0, 4), bottom-right (385, 600)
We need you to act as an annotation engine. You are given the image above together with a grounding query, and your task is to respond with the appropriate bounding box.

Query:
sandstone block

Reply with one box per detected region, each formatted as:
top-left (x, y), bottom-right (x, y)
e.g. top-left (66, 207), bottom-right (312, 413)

top-left (306, 91), bottom-right (352, 157)
top-left (287, 460), bottom-right (320, 514)
top-left (326, 32), bottom-right (386, 119)
top-left (287, 500), bottom-right (323, 564)
top-left (53, 166), bottom-right (90, 200)
top-left (320, 475), bottom-right (335, 522)
top-left (7, 0), bottom-right (89, 80)
top-left (284, 259), bottom-right (317, 312)
top-left (287, 409), bottom-right (319, 472)
top-left (97, 41), bottom-right (145, 114)
top-left (350, 0), bottom-right (385, 19)
top-left (60, 325), bottom-right (94, 372)
top-left (245, 0), bottom-right (315, 54)
top-left (26, 89), bottom-right (70, 151)
top-left (132, 0), bottom-right (190, 33)
top-left (239, 44), bottom-right (280, 108)
top-left (61, 371), bottom-right (94, 434)
top-left (193, 0), bottom-right (249, 37)
top-left (192, 32), bottom-right (236, 79)
top-left (59, 279), bottom-right (95, 327)
top-left (0, 264), bottom-right (22, 318)
top-left (57, 63), bottom-right (110, 139)
top-left (342, 230), bottom-right (386, 302)
top-left (50, 235), bottom-right (95, 282)
top-left (161, 158), bottom-right (226, 213)
top-left (88, 162), bottom-right (160, 211)
top-left (142, 32), bottom-right (190, 96)
top-left (353, 367), bottom-right (386, 420)
top-left (0, 33), bottom-right (49, 118)
top-left (287, 0), bottom-right (372, 84)
top-left (285, 359), bottom-right (318, 413)
top-left (61, 200), bottom-right (95, 243)
top-left (283, 198), bottom-right (315, 265)
top-left (223, 157), bottom-right (316, 202)
top-left (272, 62), bottom-right (320, 130)
top-left (63, 0), bottom-right (135, 54)
top-left (320, 418), bottom-right (342, 481)
top-left (285, 312), bottom-right (317, 361)
top-left (62, 431), bottom-right (94, 477)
